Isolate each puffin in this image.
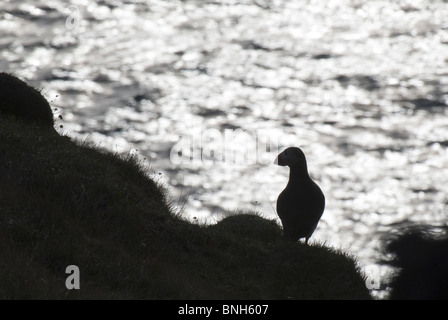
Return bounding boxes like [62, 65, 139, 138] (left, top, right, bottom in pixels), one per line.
[274, 147, 325, 244]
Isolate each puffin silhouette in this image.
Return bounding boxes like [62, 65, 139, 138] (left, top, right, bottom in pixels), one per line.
[275, 147, 325, 244]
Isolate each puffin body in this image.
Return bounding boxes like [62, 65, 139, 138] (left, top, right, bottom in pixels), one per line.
[275, 147, 325, 244]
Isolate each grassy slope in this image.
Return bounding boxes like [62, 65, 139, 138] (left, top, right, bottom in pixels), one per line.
[0, 116, 370, 300]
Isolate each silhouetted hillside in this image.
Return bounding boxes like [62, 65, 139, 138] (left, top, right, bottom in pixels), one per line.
[0, 73, 370, 299]
[386, 226, 448, 300]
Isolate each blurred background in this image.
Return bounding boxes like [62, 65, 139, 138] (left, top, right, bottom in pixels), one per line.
[1, 0, 448, 298]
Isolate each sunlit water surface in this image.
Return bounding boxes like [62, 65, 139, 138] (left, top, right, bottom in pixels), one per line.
[2, 0, 448, 298]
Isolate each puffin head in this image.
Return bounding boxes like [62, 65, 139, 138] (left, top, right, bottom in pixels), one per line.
[274, 147, 307, 168]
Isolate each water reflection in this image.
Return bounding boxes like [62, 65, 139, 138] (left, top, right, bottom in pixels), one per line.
[1, 0, 448, 298]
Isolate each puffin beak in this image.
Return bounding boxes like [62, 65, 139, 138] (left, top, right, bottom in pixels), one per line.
[274, 152, 285, 166]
